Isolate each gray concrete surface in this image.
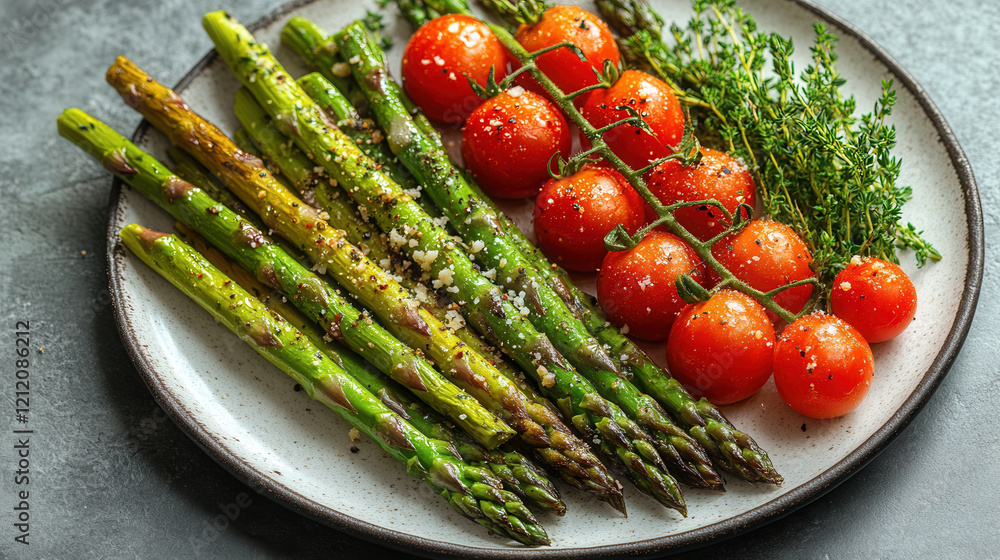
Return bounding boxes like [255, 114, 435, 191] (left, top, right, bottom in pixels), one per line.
[0, 0, 994, 558]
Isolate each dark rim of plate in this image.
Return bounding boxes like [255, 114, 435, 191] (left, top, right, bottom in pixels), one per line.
[105, 0, 985, 557]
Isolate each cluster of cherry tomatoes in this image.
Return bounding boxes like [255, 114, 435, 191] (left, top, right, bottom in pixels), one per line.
[400, 6, 918, 420]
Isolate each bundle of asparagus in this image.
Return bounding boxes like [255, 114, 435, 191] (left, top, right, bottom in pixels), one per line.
[202, 11, 695, 514]
[54, 3, 788, 545]
[285, 12, 781, 484]
[104, 54, 624, 515]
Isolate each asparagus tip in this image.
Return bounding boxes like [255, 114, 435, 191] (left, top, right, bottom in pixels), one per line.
[607, 492, 628, 517]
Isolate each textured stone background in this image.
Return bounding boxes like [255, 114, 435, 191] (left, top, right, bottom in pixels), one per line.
[0, 0, 994, 558]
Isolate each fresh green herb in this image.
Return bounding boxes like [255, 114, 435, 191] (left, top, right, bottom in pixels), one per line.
[598, 0, 940, 296]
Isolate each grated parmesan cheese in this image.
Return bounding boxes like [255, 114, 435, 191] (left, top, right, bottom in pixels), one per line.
[413, 283, 431, 303]
[389, 229, 406, 247]
[537, 365, 555, 387]
[444, 309, 466, 330]
[412, 250, 439, 271]
[437, 267, 455, 286]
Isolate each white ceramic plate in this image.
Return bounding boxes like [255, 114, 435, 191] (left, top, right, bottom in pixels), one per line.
[106, 0, 983, 557]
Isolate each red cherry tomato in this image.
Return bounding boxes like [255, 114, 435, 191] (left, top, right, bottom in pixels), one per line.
[713, 219, 815, 319]
[401, 15, 509, 124]
[513, 5, 620, 99]
[646, 148, 756, 241]
[831, 256, 917, 343]
[773, 312, 874, 419]
[462, 89, 571, 199]
[596, 229, 707, 341]
[534, 164, 644, 271]
[666, 290, 776, 405]
[578, 70, 685, 172]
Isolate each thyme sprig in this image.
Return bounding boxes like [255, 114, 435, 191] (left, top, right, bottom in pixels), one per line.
[599, 0, 941, 295]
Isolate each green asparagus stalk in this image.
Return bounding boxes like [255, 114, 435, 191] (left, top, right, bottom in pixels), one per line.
[232, 127, 327, 199]
[233, 111, 396, 270]
[167, 146, 266, 229]
[115, 224, 547, 545]
[170, 141, 316, 269]
[333, 21, 722, 491]
[333, 345, 567, 516]
[232, 87, 416, 256]
[291, 76, 440, 216]
[193, 126, 512, 409]
[282, 16, 443, 149]
[206, 11, 686, 515]
[105, 55, 625, 512]
[232, 123, 346, 222]
[169, 142, 319, 272]
[278, 16, 369, 113]
[372, 0, 784, 485]
[61, 106, 512, 450]
[179, 224, 565, 515]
